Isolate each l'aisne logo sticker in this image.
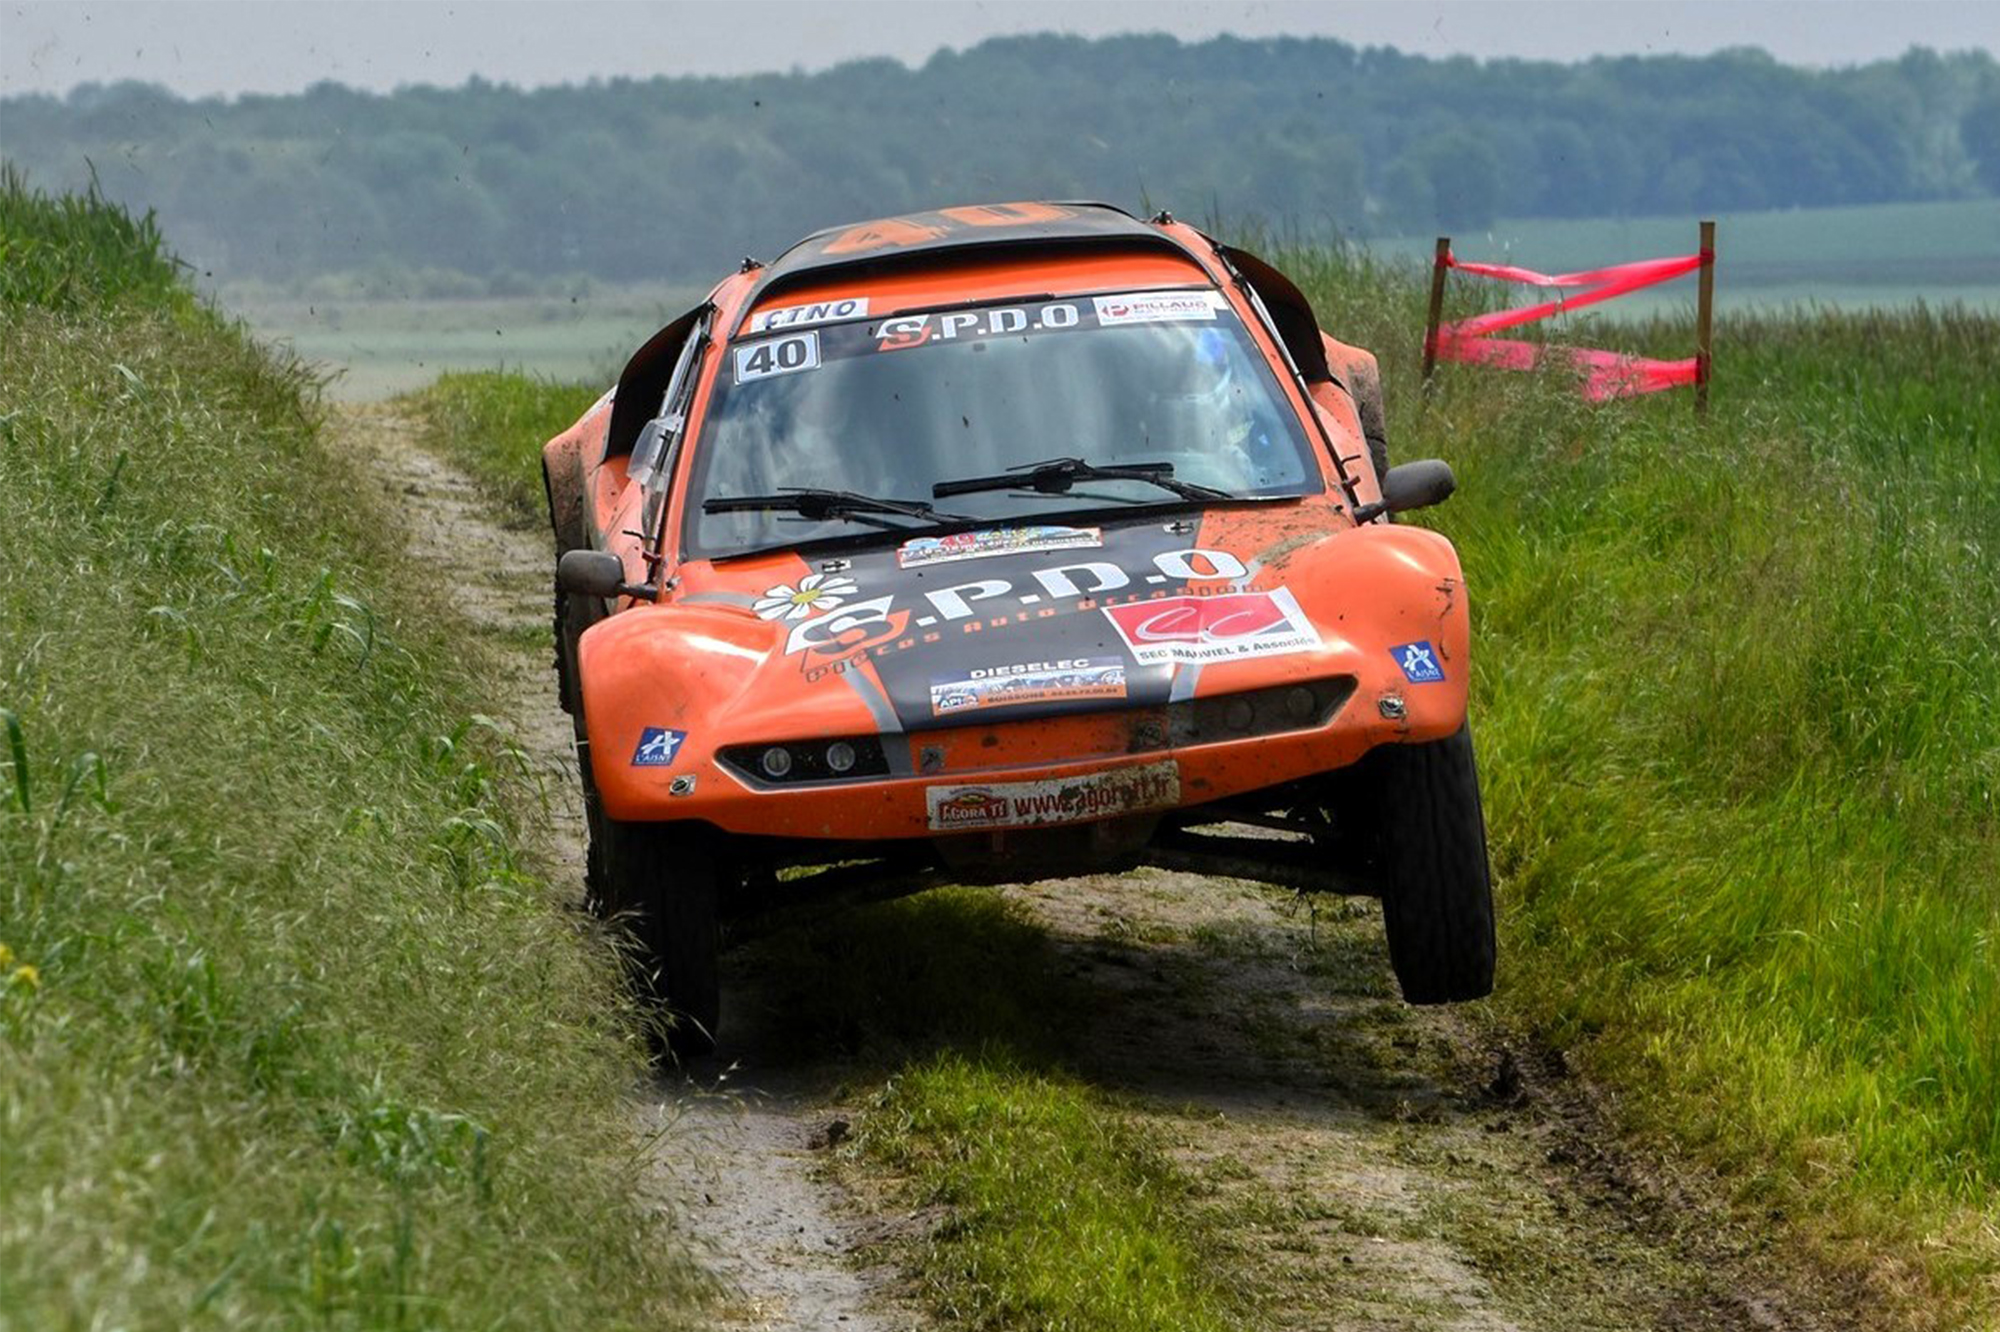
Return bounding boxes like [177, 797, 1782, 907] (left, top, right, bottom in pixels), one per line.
[631, 727, 687, 767]
[1390, 641, 1446, 684]
[1102, 589, 1319, 665]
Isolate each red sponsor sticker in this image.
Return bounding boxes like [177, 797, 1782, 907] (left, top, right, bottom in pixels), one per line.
[1101, 589, 1318, 665]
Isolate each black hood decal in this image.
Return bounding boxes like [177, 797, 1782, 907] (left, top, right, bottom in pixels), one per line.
[765, 514, 1247, 731]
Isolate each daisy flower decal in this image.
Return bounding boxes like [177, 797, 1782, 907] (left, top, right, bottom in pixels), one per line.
[754, 573, 857, 621]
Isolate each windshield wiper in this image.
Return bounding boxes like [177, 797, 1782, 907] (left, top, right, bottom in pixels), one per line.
[703, 488, 973, 528]
[933, 456, 1234, 503]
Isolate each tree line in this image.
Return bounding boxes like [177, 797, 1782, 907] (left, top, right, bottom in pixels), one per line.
[4, 33, 1996, 289]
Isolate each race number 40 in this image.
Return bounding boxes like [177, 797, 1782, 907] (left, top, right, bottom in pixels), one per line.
[734, 331, 820, 383]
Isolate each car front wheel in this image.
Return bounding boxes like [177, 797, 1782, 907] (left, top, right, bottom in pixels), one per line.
[598, 819, 722, 1056]
[1367, 725, 1496, 1004]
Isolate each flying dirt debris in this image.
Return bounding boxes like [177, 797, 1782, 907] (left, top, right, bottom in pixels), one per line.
[542, 202, 1495, 1052]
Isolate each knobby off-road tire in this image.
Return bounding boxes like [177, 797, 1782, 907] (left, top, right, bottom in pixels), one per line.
[599, 819, 722, 1057]
[546, 458, 612, 905]
[1369, 725, 1497, 1004]
[1348, 359, 1391, 490]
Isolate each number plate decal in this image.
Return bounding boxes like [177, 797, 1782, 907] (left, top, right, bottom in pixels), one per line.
[734, 331, 821, 383]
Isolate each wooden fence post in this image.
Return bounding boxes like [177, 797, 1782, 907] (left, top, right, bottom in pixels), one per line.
[1695, 219, 1716, 417]
[1422, 236, 1451, 389]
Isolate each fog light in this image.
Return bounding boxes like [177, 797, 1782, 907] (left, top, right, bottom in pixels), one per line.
[761, 746, 793, 778]
[825, 741, 856, 773]
[1224, 697, 1255, 732]
[1287, 687, 1316, 721]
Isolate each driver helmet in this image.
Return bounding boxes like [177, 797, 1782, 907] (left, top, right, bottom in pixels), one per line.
[1156, 328, 1251, 449]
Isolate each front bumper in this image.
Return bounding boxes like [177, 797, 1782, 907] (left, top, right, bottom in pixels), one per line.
[589, 656, 1464, 839]
[583, 520, 1472, 839]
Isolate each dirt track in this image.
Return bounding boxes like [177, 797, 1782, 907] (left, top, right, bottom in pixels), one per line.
[342, 402, 1859, 1332]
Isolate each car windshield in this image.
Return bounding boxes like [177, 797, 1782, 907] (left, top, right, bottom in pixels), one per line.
[683, 288, 1321, 557]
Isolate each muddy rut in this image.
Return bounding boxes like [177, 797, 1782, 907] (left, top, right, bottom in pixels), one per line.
[342, 403, 1856, 1332]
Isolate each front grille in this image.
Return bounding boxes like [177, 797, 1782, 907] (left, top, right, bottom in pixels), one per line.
[719, 677, 1355, 788]
[1167, 677, 1355, 747]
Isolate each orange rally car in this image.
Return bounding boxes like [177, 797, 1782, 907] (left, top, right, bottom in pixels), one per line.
[545, 202, 1493, 1052]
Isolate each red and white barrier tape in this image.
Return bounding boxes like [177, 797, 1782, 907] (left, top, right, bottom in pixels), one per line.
[1430, 249, 1711, 399]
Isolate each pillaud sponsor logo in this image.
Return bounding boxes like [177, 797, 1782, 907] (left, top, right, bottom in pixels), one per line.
[925, 761, 1180, 831]
[929, 658, 1127, 716]
[897, 525, 1102, 569]
[1103, 588, 1319, 665]
[749, 297, 869, 332]
[1091, 290, 1224, 326]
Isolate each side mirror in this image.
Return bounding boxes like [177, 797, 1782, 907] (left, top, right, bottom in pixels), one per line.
[1355, 460, 1455, 522]
[558, 548, 653, 601]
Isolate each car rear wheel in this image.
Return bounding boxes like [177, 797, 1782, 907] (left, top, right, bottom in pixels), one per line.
[599, 819, 722, 1056]
[1363, 725, 1496, 1004]
[1349, 360, 1391, 487]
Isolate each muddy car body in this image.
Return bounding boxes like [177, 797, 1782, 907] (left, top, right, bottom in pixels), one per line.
[546, 202, 1494, 1050]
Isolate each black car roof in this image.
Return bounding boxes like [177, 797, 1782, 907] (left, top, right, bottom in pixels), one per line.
[730, 201, 1209, 336]
[606, 202, 1333, 459]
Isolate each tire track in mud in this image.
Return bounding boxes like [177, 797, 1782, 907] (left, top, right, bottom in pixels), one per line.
[982, 875, 1853, 1332]
[345, 402, 1858, 1332]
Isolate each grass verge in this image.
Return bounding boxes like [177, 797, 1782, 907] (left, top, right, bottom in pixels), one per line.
[1286, 242, 2000, 1320]
[744, 888, 1248, 1331]
[0, 176, 703, 1328]
[401, 370, 604, 524]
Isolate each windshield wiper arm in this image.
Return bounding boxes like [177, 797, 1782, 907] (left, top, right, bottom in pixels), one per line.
[933, 455, 1234, 502]
[703, 488, 973, 527]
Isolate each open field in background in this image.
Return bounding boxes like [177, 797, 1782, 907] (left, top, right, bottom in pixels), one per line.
[0, 179, 701, 1328]
[1371, 197, 2000, 319]
[225, 284, 704, 401]
[404, 241, 2000, 1327]
[233, 199, 2000, 398]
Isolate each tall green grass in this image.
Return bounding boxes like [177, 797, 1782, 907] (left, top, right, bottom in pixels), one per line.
[0, 177, 702, 1327]
[0, 164, 190, 314]
[1287, 243, 2000, 1307]
[403, 371, 604, 523]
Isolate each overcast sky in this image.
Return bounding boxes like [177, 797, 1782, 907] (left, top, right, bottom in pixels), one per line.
[3, 1, 1994, 99]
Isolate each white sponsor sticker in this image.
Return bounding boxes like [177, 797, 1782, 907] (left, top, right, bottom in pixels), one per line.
[1102, 587, 1320, 665]
[926, 760, 1181, 832]
[749, 297, 870, 332]
[897, 524, 1102, 568]
[1091, 290, 1225, 326]
[929, 658, 1127, 716]
[734, 331, 820, 383]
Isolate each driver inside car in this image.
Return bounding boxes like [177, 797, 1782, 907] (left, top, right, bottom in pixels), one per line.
[1137, 326, 1295, 493]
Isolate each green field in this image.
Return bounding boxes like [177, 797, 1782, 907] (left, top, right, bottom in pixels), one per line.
[241, 199, 2000, 399]
[1372, 197, 2000, 319]
[0, 177, 702, 1328]
[228, 284, 703, 401]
